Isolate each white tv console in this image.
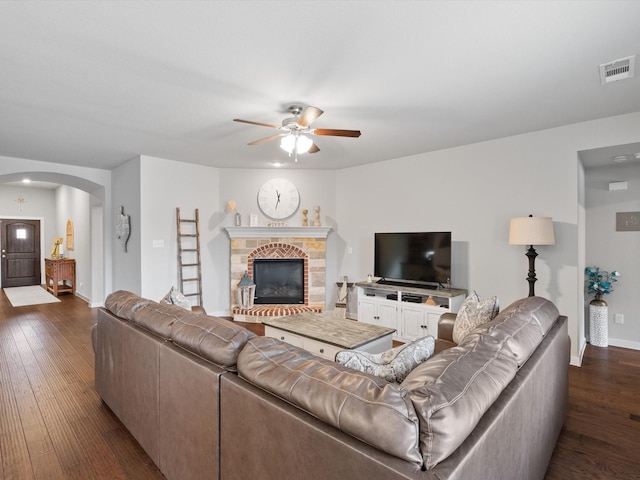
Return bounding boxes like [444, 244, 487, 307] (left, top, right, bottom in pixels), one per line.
[355, 281, 467, 342]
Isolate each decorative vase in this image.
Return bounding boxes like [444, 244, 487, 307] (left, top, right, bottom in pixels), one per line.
[589, 294, 608, 347]
[234, 212, 241, 226]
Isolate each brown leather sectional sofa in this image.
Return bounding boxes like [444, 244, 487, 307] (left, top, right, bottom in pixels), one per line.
[94, 291, 569, 480]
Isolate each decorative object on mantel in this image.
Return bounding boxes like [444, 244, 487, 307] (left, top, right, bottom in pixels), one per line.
[302, 209, 308, 226]
[236, 271, 256, 309]
[267, 222, 288, 227]
[115, 206, 131, 252]
[226, 200, 241, 226]
[313, 205, 321, 227]
[66, 219, 74, 250]
[249, 214, 258, 226]
[585, 267, 620, 348]
[508, 215, 555, 297]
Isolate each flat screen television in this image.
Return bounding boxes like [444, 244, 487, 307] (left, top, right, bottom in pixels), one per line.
[374, 232, 451, 287]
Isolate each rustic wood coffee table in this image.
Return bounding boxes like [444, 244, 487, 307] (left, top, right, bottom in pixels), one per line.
[263, 312, 395, 361]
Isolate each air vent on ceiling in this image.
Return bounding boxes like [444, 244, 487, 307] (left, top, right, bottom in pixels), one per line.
[599, 55, 636, 84]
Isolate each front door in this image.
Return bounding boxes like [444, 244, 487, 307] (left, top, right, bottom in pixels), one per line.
[0, 219, 41, 287]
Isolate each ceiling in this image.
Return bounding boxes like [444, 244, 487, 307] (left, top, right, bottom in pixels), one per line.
[1, 1, 639, 172]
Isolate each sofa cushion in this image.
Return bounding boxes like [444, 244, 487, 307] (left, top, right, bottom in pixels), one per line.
[335, 335, 435, 383]
[452, 291, 499, 344]
[237, 336, 423, 466]
[401, 334, 518, 469]
[473, 296, 559, 366]
[105, 290, 155, 321]
[132, 302, 194, 339]
[170, 313, 256, 368]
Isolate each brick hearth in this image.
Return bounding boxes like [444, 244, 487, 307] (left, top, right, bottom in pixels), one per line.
[225, 227, 332, 323]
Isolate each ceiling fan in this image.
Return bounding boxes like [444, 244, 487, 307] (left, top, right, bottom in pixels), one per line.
[233, 105, 361, 161]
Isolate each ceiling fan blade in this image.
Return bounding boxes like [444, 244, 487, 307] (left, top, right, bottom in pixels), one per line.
[296, 106, 324, 128]
[248, 134, 285, 145]
[308, 143, 320, 154]
[312, 128, 361, 138]
[234, 118, 281, 129]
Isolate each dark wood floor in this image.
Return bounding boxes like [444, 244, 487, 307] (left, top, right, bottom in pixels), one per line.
[1, 292, 639, 479]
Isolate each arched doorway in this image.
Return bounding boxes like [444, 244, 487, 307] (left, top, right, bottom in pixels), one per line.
[0, 170, 108, 306]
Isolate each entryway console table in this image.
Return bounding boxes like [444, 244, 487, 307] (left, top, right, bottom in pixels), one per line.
[45, 258, 76, 296]
[356, 281, 466, 342]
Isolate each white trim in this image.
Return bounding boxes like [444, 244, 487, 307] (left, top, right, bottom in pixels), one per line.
[608, 338, 640, 351]
[225, 226, 332, 239]
[570, 341, 586, 367]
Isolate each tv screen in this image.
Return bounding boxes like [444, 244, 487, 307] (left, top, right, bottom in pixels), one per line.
[374, 232, 451, 286]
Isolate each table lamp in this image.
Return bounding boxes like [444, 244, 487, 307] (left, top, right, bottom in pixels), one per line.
[508, 215, 555, 297]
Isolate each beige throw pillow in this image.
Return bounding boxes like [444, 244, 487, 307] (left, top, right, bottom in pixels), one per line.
[451, 291, 499, 344]
[336, 335, 435, 383]
[161, 286, 192, 311]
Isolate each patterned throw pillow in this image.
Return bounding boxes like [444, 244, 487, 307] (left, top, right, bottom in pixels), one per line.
[335, 335, 435, 383]
[160, 286, 192, 311]
[451, 290, 499, 344]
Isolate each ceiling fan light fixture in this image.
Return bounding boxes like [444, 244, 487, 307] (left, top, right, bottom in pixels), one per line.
[280, 134, 296, 154]
[280, 133, 312, 155]
[296, 135, 313, 154]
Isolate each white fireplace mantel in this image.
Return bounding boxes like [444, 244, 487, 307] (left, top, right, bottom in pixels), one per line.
[224, 226, 332, 239]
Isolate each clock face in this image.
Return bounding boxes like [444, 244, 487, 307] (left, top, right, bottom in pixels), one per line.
[257, 178, 300, 220]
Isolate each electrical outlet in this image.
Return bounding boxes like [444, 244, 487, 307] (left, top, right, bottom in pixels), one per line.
[347, 246, 353, 255]
[614, 313, 624, 324]
[152, 240, 164, 248]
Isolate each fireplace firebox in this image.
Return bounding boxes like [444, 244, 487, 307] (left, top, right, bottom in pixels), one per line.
[253, 258, 305, 304]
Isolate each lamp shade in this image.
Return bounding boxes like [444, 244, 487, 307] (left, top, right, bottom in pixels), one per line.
[508, 216, 555, 246]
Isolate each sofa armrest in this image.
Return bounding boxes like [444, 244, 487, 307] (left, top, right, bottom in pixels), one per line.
[438, 313, 457, 343]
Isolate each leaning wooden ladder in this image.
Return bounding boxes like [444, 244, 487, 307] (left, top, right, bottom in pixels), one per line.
[176, 207, 203, 307]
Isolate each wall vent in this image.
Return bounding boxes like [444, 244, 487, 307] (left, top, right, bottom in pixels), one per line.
[599, 55, 636, 84]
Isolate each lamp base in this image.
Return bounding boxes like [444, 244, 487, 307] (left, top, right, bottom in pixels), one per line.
[525, 245, 538, 297]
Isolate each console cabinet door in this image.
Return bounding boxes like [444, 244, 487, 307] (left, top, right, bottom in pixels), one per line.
[400, 305, 428, 341]
[377, 301, 398, 331]
[426, 311, 442, 339]
[358, 297, 398, 339]
[357, 297, 378, 325]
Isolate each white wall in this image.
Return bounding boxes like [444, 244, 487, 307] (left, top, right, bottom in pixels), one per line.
[585, 162, 640, 349]
[336, 112, 640, 365]
[139, 156, 221, 312]
[111, 157, 142, 294]
[55, 185, 91, 300]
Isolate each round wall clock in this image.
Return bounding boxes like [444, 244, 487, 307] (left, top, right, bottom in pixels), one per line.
[257, 178, 300, 220]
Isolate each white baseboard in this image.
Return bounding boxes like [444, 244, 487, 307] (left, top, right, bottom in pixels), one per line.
[608, 338, 640, 351]
[570, 341, 586, 367]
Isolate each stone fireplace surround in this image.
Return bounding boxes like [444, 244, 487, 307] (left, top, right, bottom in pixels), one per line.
[225, 227, 332, 322]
